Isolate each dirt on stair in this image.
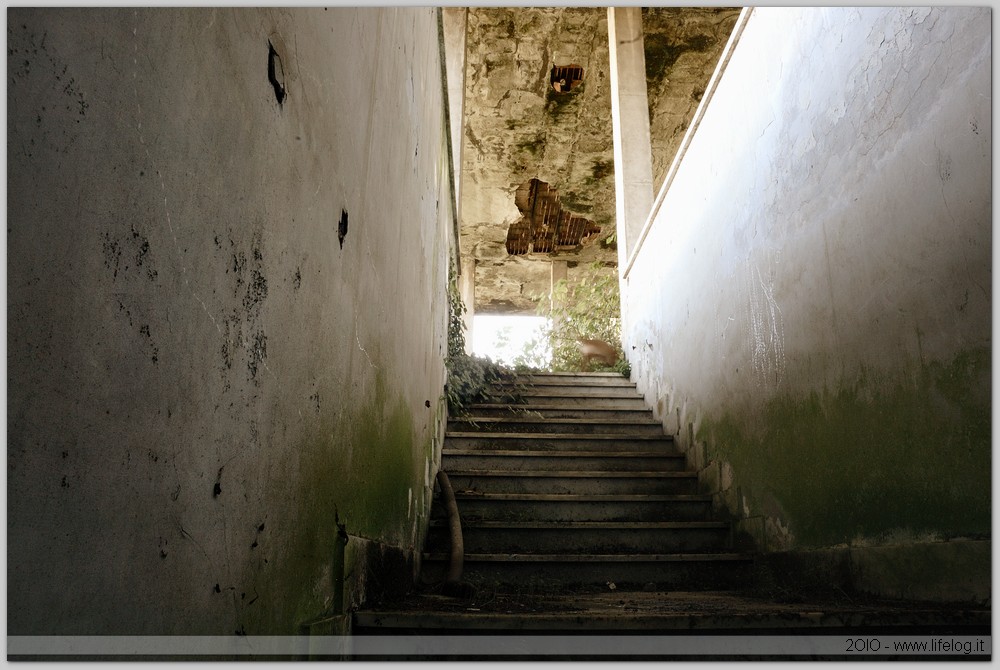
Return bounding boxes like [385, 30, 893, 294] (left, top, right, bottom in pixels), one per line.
[360, 587, 981, 620]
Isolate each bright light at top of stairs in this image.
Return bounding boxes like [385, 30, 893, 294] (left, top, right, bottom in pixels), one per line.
[472, 314, 550, 365]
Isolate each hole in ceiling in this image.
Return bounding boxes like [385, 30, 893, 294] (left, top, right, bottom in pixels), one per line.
[550, 64, 584, 93]
[505, 179, 601, 255]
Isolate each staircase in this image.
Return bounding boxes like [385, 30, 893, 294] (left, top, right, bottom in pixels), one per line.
[420, 371, 752, 591]
[348, 372, 990, 658]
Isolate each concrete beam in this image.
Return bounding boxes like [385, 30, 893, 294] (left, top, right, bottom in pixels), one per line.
[607, 7, 654, 264]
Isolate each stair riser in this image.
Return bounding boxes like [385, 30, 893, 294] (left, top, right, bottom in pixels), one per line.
[425, 527, 730, 554]
[486, 396, 650, 410]
[443, 453, 688, 472]
[515, 375, 636, 387]
[448, 420, 664, 436]
[446, 474, 698, 496]
[493, 386, 643, 398]
[466, 407, 655, 421]
[420, 560, 753, 592]
[450, 498, 713, 522]
[445, 436, 675, 451]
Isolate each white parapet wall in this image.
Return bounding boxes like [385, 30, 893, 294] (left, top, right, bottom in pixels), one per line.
[621, 8, 991, 555]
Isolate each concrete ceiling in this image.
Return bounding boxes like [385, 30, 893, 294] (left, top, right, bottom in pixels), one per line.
[460, 7, 741, 315]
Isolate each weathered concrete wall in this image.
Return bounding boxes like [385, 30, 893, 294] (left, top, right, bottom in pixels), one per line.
[642, 6, 741, 195]
[622, 7, 990, 561]
[8, 7, 453, 634]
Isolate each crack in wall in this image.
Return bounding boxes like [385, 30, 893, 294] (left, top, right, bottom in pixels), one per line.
[129, 12, 222, 337]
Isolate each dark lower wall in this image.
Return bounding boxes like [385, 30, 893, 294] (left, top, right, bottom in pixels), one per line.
[622, 7, 990, 563]
[8, 8, 453, 634]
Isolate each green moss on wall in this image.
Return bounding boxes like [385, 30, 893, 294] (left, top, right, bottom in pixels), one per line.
[265, 366, 431, 631]
[644, 33, 712, 93]
[515, 133, 546, 156]
[699, 347, 991, 548]
[544, 86, 579, 117]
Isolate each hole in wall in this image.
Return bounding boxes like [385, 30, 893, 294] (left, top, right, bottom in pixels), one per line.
[550, 64, 584, 93]
[338, 209, 349, 249]
[267, 39, 286, 106]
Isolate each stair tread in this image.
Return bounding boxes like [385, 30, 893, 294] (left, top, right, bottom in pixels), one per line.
[517, 372, 627, 377]
[493, 390, 641, 394]
[470, 403, 652, 411]
[446, 470, 695, 478]
[451, 416, 662, 426]
[423, 552, 751, 562]
[492, 394, 645, 400]
[429, 520, 728, 529]
[446, 432, 672, 440]
[452, 493, 711, 501]
[354, 591, 992, 634]
[508, 374, 635, 386]
[444, 449, 683, 457]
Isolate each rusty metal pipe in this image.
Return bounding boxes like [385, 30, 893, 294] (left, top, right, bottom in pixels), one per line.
[435, 470, 464, 584]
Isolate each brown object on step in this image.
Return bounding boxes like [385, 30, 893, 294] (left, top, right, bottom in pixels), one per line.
[577, 338, 617, 367]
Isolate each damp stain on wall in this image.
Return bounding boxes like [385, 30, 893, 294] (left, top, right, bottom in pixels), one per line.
[698, 347, 991, 548]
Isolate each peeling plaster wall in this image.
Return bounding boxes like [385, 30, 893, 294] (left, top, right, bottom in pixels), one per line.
[622, 9, 990, 553]
[460, 7, 619, 314]
[8, 8, 452, 634]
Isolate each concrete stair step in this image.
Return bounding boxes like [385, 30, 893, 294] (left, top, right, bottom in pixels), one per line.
[445, 470, 698, 495]
[425, 519, 730, 554]
[467, 404, 655, 421]
[353, 591, 993, 637]
[513, 373, 636, 388]
[448, 416, 664, 436]
[445, 432, 675, 451]
[442, 449, 688, 472]
[449, 492, 714, 522]
[420, 552, 753, 591]
[485, 394, 650, 409]
[491, 384, 643, 398]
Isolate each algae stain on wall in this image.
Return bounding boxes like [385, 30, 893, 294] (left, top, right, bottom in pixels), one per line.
[264, 366, 433, 632]
[700, 347, 990, 549]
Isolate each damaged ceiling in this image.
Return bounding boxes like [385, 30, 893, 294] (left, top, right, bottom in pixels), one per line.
[460, 7, 742, 314]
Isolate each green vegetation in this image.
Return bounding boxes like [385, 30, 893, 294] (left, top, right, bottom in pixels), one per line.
[510, 261, 629, 375]
[445, 265, 514, 414]
[515, 133, 546, 156]
[544, 84, 580, 117]
[644, 31, 714, 98]
[590, 158, 614, 181]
